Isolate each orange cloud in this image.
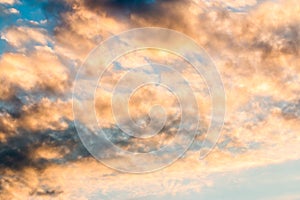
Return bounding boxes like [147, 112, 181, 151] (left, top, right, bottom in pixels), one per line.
[0, 0, 300, 199]
[0, 47, 71, 100]
[1, 26, 50, 48]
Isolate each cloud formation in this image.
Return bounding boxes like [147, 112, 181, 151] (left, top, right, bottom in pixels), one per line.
[1, 26, 50, 48]
[0, 47, 71, 99]
[0, 0, 299, 199]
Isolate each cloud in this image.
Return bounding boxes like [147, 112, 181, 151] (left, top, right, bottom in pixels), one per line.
[1, 26, 50, 48]
[0, 0, 300, 199]
[18, 98, 73, 132]
[0, 0, 18, 5]
[0, 7, 19, 14]
[53, 0, 206, 62]
[0, 46, 71, 100]
[83, 0, 185, 17]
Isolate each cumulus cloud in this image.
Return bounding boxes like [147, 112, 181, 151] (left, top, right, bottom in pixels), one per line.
[0, 47, 71, 100]
[0, 0, 18, 5]
[0, 7, 19, 14]
[1, 26, 50, 48]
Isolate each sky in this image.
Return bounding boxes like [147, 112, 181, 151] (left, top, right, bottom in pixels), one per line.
[0, 0, 300, 199]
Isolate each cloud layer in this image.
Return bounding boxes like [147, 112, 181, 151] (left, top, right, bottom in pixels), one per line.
[0, 0, 299, 199]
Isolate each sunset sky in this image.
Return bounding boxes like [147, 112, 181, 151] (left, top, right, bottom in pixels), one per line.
[0, 0, 300, 199]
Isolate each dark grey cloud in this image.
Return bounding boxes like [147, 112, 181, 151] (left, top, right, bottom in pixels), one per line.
[281, 100, 300, 119]
[251, 23, 300, 58]
[0, 121, 90, 171]
[84, 0, 181, 16]
[81, 0, 191, 31]
[0, 95, 23, 119]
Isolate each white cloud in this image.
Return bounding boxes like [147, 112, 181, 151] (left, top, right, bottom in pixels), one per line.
[0, 0, 18, 5]
[1, 26, 50, 48]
